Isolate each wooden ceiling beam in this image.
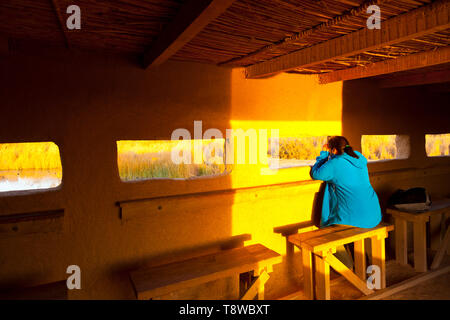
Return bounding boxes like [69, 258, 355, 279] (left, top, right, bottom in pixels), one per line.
[142, 0, 236, 69]
[245, 0, 450, 79]
[318, 46, 450, 84]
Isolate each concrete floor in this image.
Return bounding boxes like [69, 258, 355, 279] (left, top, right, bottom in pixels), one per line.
[276, 251, 450, 300]
[383, 272, 450, 300]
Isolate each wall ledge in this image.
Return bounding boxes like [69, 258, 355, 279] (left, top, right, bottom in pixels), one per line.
[0, 209, 64, 238]
[118, 180, 322, 222]
[369, 165, 450, 181]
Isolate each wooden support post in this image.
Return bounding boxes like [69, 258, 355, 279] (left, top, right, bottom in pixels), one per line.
[429, 215, 442, 251]
[413, 221, 428, 272]
[354, 239, 366, 281]
[371, 235, 386, 289]
[286, 238, 294, 263]
[315, 251, 330, 300]
[301, 248, 314, 300]
[395, 218, 408, 265]
[431, 226, 450, 270]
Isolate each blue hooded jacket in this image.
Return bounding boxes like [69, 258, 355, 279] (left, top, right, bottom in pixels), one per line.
[311, 150, 381, 228]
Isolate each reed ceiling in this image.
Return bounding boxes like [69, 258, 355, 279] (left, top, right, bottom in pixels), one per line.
[1, 0, 449, 78]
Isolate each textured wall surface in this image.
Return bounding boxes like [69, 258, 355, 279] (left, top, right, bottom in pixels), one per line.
[0, 50, 449, 299]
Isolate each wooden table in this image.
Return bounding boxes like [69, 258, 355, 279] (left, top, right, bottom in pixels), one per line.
[386, 198, 450, 272]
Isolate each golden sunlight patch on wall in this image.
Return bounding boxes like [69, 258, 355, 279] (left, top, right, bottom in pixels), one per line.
[0, 142, 62, 192]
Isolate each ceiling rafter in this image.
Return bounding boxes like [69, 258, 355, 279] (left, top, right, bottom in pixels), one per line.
[318, 46, 450, 84]
[142, 0, 236, 69]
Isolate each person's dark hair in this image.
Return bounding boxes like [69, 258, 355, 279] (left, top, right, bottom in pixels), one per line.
[327, 136, 359, 159]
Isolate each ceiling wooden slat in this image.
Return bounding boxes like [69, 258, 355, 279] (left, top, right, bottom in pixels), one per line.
[245, 0, 449, 79]
[142, 0, 236, 68]
[318, 46, 450, 83]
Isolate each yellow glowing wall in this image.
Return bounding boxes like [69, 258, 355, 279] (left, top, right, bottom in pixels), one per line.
[226, 70, 343, 254]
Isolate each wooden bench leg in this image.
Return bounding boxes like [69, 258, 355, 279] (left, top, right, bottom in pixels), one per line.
[323, 253, 374, 296]
[286, 239, 294, 273]
[413, 221, 428, 272]
[395, 218, 408, 265]
[301, 248, 314, 300]
[431, 226, 450, 270]
[429, 214, 443, 251]
[371, 236, 386, 289]
[315, 251, 330, 300]
[354, 239, 366, 281]
[241, 271, 269, 300]
[257, 278, 265, 300]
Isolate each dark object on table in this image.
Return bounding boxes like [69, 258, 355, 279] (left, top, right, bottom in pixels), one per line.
[387, 187, 432, 213]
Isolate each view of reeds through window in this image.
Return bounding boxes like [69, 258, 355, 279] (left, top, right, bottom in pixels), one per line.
[0, 142, 62, 192]
[268, 136, 328, 168]
[361, 135, 410, 161]
[0, 134, 449, 192]
[116, 140, 227, 181]
[426, 134, 450, 157]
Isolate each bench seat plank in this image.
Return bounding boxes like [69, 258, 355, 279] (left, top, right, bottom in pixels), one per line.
[291, 225, 353, 243]
[289, 223, 393, 252]
[130, 244, 281, 299]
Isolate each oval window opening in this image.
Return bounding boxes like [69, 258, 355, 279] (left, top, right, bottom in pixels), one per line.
[117, 139, 228, 181]
[361, 135, 410, 162]
[0, 142, 62, 193]
[426, 133, 450, 157]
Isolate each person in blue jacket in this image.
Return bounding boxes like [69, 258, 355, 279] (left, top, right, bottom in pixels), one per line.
[311, 136, 382, 268]
[311, 136, 382, 228]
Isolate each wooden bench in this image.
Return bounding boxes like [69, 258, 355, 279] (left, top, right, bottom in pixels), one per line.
[286, 223, 394, 300]
[0, 280, 68, 300]
[386, 198, 450, 272]
[129, 244, 282, 300]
